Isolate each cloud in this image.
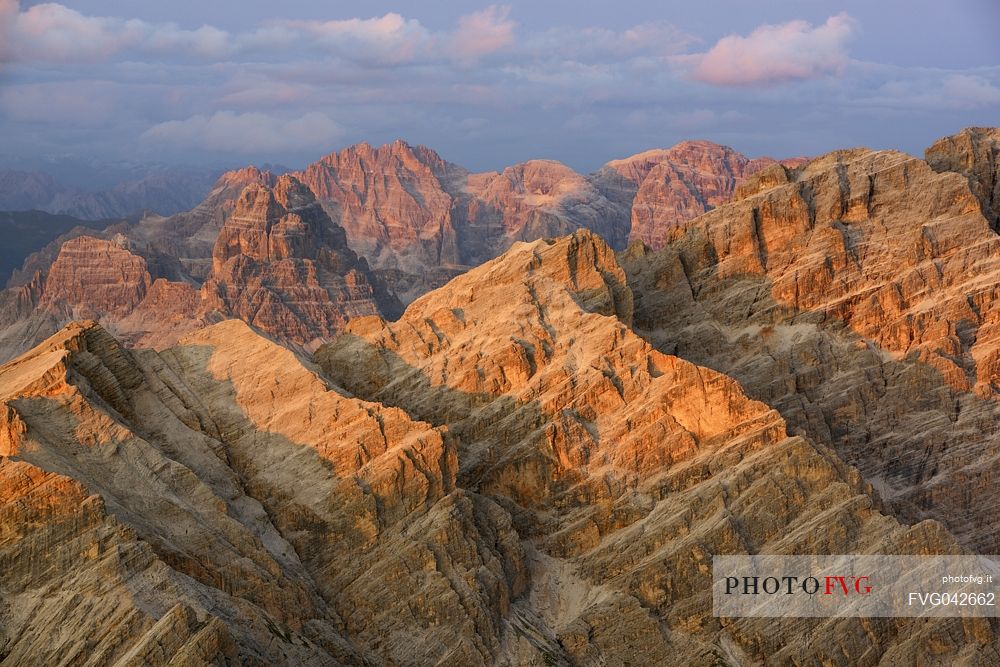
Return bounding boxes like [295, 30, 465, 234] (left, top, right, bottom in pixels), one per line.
[0, 1, 994, 171]
[0, 0, 16, 64]
[4, 1, 234, 62]
[0, 80, 120, 124]
[941, 74, 1000, 107]
[0, 1, 517, 68]
[523, 21, 695, 62]
[692, 14, 856, 87]
[869, 73, 1000, 110]
[2, 2, 438, 66]
[141, 111, 343, 153]
[216, 80, 311, 108]
[450, 5, 516, 61]
[273, 14, 433, 65]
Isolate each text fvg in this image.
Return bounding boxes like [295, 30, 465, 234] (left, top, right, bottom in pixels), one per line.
[724, 576, 873, 596]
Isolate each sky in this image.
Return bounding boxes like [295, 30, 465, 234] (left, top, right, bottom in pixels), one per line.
[1, 0, 998, 175]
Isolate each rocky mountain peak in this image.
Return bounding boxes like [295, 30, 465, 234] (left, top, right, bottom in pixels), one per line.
[205, 176, 396, 348]
[925, 126, 1000, 230]
[40, 236, 153, 319]
[405, 228, 633, 326]
[497, 159, 584, 195]
[215, 165, 277, 191]
[589, 139, 808, 249]
[313, 139, 453, 177]
[272, 173, 317, 211]
[216, 175, 331, 266]
[733, 162, 792, 200]
[7, 125, 1000, 662]
[601, 140, 742, 184]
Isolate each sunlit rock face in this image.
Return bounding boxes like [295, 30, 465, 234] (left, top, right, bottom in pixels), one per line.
[202, 174, 398, 350]
[623, 131, 1000, 554]
[293, 141, 629, 303]
[926, 126, 1000, 231]
[295, 140, 465, 275]
[0, 319, 522, 665]
[592, 139, 808, 249]
[292, 138, 789, 302]
[6, 129, 1000, 663]
[314, 229, 995, 666]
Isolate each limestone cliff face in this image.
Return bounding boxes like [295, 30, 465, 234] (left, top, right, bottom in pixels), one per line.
[926, 126, 1000, 230]
[0, 176, 400, 361]
[317, 230, 782, 522]
[295, 140, 464, 272]
[128, 165, 278, 281]
[460, 160, 630, 267]
[623, 135, 1000, 553]
[6, 130, 1000, 665]
[202, 175, 398, 349]
[291, 139, 783, 303]
[39, 235, 152, 318]
[0, 319, 524, 665]
[593, 140, 808, 249]
[315, 230, 992, 666]
[0, 138, 796, 361]
[292, 142, 633, 303]
[4, 234, 203, 353]
[0, 457, 240, 666]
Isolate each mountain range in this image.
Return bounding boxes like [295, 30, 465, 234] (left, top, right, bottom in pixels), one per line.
[0, 165, 223, 220]
[0, 138, 803, 360]
[2, 127, 1000, 665]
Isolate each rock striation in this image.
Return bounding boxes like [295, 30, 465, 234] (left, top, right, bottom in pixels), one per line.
[0, 176, 397, 361]
[315, 229, 996, 665]
[128, 165, 279, 282]
[462, 159, 630, 264]
[296, 140, 465, 278]
[0, 318, 522, 665]
[39, 234, 153, 318]
[2, 220, 1000, 663]
[623, 131, 1000, 553]
[290, 139, 790, 302]
[593, 140, 808, 249]
[926, 126, 1000, 230]
[0, 210, 116, 287]
[4, 127, 1000, 665]
[202, 174, 399, 349]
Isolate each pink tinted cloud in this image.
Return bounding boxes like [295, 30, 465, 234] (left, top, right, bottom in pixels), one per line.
[0, 0, 16, 63]
[450, 5, 515, 61]
[693, 13, 856, 87]
[279, 13, 432, 64]
[3, 0, 233, 62]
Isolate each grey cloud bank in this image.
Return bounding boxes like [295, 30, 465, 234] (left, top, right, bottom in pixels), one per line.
[0, 0, 998, 173]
